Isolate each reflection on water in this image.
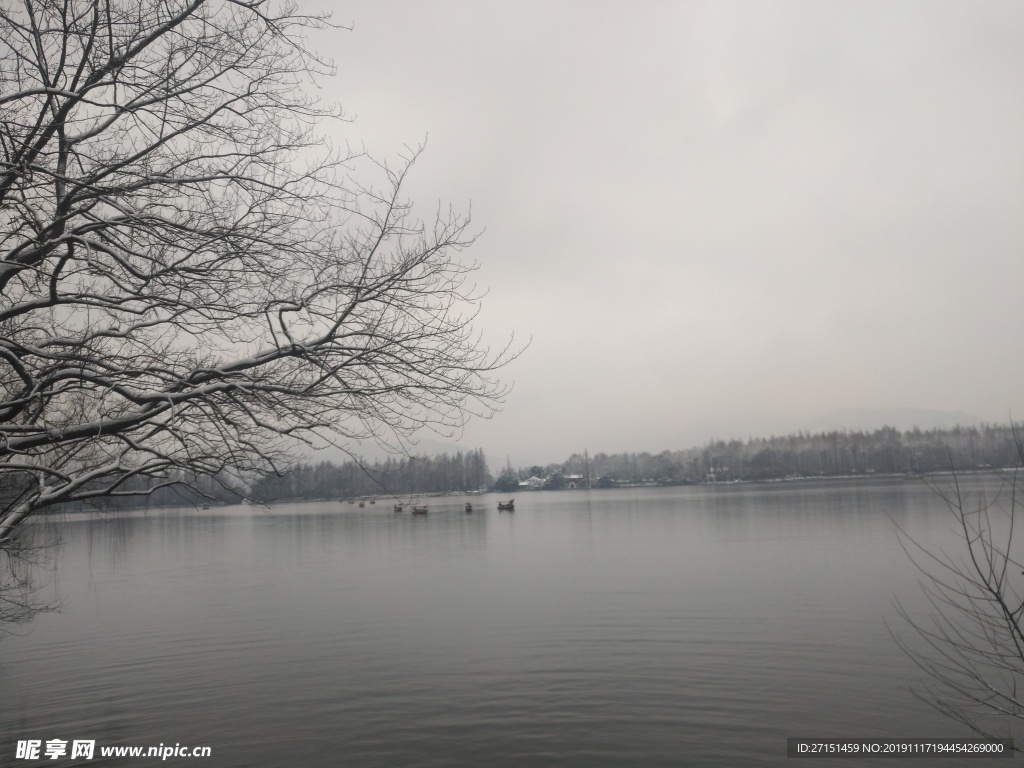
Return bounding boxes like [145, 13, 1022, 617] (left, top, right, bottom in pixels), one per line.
[0, 518, 63, 642]
[0, 478, 1016, 766]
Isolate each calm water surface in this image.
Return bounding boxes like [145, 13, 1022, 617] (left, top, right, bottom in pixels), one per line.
[1, 477, 1017, 766]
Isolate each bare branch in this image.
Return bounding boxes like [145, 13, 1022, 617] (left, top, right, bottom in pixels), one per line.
[892, 433, 1024, 746]
[0, 1, 520, 541]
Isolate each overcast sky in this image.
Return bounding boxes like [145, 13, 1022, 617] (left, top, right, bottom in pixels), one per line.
[308, 1, 1024, 465]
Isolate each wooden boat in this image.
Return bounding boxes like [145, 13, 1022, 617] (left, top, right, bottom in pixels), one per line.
[412, 506, 428, 515]
[465, 502, 473, 513]
[394, 503, 404, 512]
[369, 499, 375, 504]
[497, 499, 515, 511]
[358, 501, 365, 508]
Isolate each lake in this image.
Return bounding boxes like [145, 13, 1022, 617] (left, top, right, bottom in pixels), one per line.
[1, 476, 1019, 766]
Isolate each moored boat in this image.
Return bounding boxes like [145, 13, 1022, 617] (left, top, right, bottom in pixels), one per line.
[497, 499, 515, 511]
[465, 502, 473, 513]
[412, 505, 428, 515]
[394, 503, 404, 512]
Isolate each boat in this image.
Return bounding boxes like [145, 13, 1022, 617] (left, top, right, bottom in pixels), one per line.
[369, 499, 375, 505]
[465, 502, 473, 513]
[394, 503, 404, 512]
[202, 504, 210, 510]
[412, 506, 428, 515]
[497, 499, 515, 511]
[358, 501, 365, 508]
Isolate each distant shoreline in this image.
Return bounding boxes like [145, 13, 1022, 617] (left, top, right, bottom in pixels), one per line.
[36, 466, 1014, 519]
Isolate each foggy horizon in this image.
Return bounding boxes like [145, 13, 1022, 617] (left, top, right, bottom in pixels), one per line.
[336, 405, 1000, 470]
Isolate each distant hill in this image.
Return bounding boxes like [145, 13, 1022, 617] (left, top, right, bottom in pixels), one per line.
[799, 408, 984, 434]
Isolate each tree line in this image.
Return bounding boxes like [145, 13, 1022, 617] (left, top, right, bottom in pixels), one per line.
[9, 424, 1019, 511]
[500, 423, 1023, 488]
[251, 449, 491, 501]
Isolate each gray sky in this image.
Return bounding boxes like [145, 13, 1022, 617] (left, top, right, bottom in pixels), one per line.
[310, 0, 1024, 465]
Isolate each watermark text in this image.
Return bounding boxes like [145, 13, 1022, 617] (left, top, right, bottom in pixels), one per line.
[16, 740, 211, 760]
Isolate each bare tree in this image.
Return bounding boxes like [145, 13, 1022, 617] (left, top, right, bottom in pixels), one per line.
[892, 440, 1024, 746]
[0, 0, 514, 542]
